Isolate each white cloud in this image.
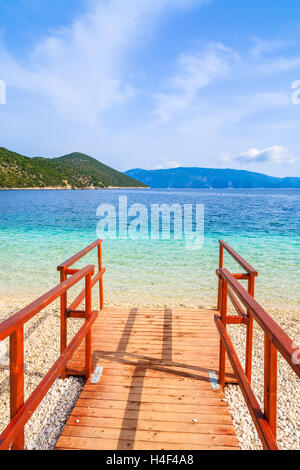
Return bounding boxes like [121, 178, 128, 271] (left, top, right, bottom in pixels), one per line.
[245, 37, 300, 75]
[260, 120, 300, 132]
[0, 0, 206, 123]
[152, 159, 182, 169]
[250, 37, 288, 59]
[176, 91, 290, 138]
[257, 57, 300, 75]
[224, 146, 297, 165]
[152, 36, 297, 125]
[219, 152, 231, 163]
[154, 43, 236, 122]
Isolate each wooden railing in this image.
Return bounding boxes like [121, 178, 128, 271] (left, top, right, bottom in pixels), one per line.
[215, 240, 300, 450]
[0, 240, 105, 450]
[57, 239, 105, 379]
[217, 240, 258, 384]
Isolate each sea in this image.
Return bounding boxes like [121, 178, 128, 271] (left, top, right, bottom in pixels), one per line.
[0, 188, 299, 311]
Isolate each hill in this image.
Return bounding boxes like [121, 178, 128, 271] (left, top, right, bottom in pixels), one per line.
[0, 148, 146, 189]
[52, 152, 145, 188]
[125, 167, 300, 189]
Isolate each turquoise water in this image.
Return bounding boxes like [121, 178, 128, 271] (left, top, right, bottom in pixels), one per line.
[0, 189, 299, 310]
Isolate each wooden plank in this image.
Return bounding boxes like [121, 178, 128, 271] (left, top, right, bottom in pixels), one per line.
[66, 416, 236, 435]
[87, 375, 225, 389]
[56, 436, 239, 450]
[59, 425, 239, 446]
[79, 391, 226, 405]
[74, 398, 228, 412]
[69, 406, 233, 424]
[83, 384, 223, 396]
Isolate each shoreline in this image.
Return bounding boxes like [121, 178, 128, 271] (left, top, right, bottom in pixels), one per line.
[1, 187, 300, 191]
[1, 289, 299, 316]
[0, 186, 149, 191]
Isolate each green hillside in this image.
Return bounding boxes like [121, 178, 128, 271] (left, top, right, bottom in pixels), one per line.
[53, 152, 145, 188]
[0, 147, 146, 189]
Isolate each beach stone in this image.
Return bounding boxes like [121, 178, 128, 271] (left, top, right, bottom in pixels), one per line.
[0, 340, 8, 364]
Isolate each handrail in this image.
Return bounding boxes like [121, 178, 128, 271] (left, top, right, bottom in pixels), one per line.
[67, 269, 105, 314]
[57, 239, 102, 271]
[0, 262, 99, 450]
[227, 286, 247, 321]
[57, 239, 105, 380]
[215, 317, 278, 450]
[0, 311, 97, 451]
[219, 240, 258, 276]
[215, 241, 300, 450]
[0, 265, 94, 341]
[217, 240, 256, 382]
[218, 268, 299, 377]
[57, 239, 105, 313]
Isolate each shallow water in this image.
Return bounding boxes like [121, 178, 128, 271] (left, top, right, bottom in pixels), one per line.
[0, 188, 299, 311]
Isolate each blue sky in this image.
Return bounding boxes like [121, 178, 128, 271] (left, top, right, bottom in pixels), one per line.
[0, 0, 300, 176]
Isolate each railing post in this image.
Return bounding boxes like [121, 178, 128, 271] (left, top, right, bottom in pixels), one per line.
[85, 271, 92, 379]
[97, 242, 104, 310]
[217, 243, 224, 311]
[245, 275, 255, 383]
[60, 268, 67, 380]
[264, 335, 277, 439]
[10, 327, 24, 450]
[219, 277, 227, 390]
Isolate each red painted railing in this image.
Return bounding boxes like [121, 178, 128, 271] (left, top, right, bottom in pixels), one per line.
[0, 240, 105, 450]
[57, 239, 105, 379]
[215, 240, 300, 450]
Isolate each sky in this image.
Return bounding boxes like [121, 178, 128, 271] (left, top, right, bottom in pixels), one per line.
[0, 0, 300, 177]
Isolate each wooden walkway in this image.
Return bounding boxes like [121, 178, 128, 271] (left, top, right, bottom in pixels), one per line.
[56, 308, 240, 450]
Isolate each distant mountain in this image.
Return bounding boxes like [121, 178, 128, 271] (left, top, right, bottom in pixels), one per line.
[0, 148, 147, 189]
[125, 167, 300, 189]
